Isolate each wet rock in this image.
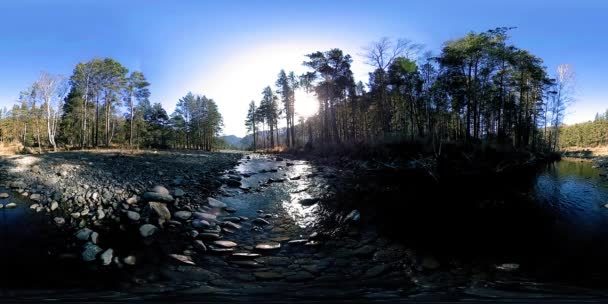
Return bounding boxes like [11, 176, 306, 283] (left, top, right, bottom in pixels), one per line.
[127, 211, 141, 221]
[286, 271, 315, 282]
[29, 193, 41, 201]
[82, 242, 103, 262]
[139, 224, 158, 238]
[50, 201, 59, 211]
[230, 260, 262, 268]
[225, 207, 237, 213]
[231, 252, 261, 259]
[252, 218, 271, 226]
[343, 209, 361, 223]
[222, 221, 241, 230]
[91, 231, 99, 244]
[496, 263, 520, 272]
[209, 246, 234, 253]
[142, 192, 174, 203]
[173, 188, 185, 197]
[207, 198, 227, 208]
[149, 201, 171, 222]
[213, 240, 238, 248]
[354, 245, 376, 257]
[170, 254, 195, 265]
[0, 193, 9, 198]
[152, 185, 170, 195]
[299, 198, 319, 206]
[287, 239, 308, 245]
[174, 210, 192, 220]
[75, 228, 93, 241]
[192, 219, 212, 229]
[126, 195, 139, 205]
[54, 217, 66, 226]
[198, 232, 221, 240]
[193, 240, 207, 252]
[193, 212, 217, 222]
[30, 204, 39, 210]
[5, 202, 16, 208]
[254, 272, 284, 280]
[10, 181, 26, 189]
[363, 264, 390, 278]
[255, 242, 281, 251]
[421, 257, 440, 270]
[0, 204, 3, 209]
[255, 256, 290, 266]
[100, 248, 113, 266]
[223, 216, 241, 223]
[124, 255, 137, 265]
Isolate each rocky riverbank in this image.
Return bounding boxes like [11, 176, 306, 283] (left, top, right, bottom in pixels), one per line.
[0, 149, 581, 301]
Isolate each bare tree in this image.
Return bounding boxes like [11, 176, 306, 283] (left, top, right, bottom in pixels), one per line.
[34, 72, 68, 151]
[362, 38, 423, 133]
[550, 64, 575, 150]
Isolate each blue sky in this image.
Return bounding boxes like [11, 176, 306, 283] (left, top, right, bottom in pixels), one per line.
[0, 0, 606, 137]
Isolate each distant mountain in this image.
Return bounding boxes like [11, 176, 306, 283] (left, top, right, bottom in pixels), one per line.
[218, 135, 248, 149]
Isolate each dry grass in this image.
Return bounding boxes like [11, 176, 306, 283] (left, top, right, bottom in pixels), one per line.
[562, 146, 608, 156]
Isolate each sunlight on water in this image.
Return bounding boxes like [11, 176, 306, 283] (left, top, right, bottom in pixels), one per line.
[281, 199, 319, 229]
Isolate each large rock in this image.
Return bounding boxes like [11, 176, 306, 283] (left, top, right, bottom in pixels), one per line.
[193, 212, 217, 222]
[174, 210, 192, 220]
[127, 211, 141, 221]
[139, 224, 158, 238]
[75, 228, 93, 241]
[142, 192, 174, 203]
[151, 185, 169, 195]
[82, 242, 103, 262]
[213, 240, 238, 248]
[207, 198, 227, 208]
[100, 248, 113, 266]
[149, 201, 171, 223]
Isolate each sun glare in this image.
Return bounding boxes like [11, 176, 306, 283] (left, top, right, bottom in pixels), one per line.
[295, 90, 319, 119]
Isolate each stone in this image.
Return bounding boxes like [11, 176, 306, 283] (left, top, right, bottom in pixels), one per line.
[193, 240, 207, 252]
[299, 198, 318, 206]
[213, 240, 237, 248]
[126, 195, 139, 204]
[230, 260, 262, 268]
[287, 239, 308, 245]
[252, 218, 271, 226]
[142, 192, 174, 203]
[170, 254, 195, 265]
[198, 232, 221, 240]
[255, 242, 281, 250]
[421, 257, 440, 270]
[91, 231, 99, 244]
[255, 256, 290, 266]
[364, 264, 390, 278]
[207, 198, 227, 208]
[0, 193, 9, 198]
[222, 221, 241, 230]
[100, 248, 113, 266]
[193, 212, 217, 222]
[10, 181, 26, 189]
[139, 224, 158, 238]
[5, 202, 16, 208]
[174, 210, 192, 220]
[192, 219, 212, 229]
[82, 242, 103, 262]
[29, 193, 41, 201]
[31, 165, 40, 173]
[254, 272, 283, 280]
[343, 209, 361, 223]
[75, 228, 93, 241]
[231, 252, 261, 259]
[354, 245, 376, 257]
[496, 263, 519, 272]
[173, 188, 185, 197]
[223, 217, 241, 223]
[0, 204, 3, 209]
[53, 217, 66, 226]
[124, 255, 137, 265]
[151, 185, 170, 195]
[127, 211, 141, 221]
[286, 271, 315, 282]
[50, 201, 59, 211]
[149, 201, 171, 222]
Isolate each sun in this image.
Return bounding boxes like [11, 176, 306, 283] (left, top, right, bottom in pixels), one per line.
[295, 90, 319, 119]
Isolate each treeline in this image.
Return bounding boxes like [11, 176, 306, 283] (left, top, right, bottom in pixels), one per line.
[0, 58, 224, 151]
[560, 111, 608, 148]
[245, 28, 574, 152]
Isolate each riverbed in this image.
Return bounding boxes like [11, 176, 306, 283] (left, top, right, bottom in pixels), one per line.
[2, 154, 608, 301]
